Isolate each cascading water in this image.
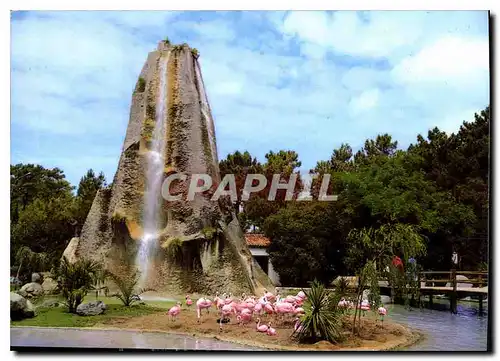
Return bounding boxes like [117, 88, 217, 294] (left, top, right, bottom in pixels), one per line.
[194, 60, 218, 166]
[137, 53, 170, 287]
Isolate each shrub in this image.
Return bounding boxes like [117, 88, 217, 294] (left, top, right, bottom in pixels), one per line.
[135, 77, 146, 93]
[164, 237, 183, 262]
[107, 269, 154, 306]
[164, 37, 171, 45]
[292, 279, 342, 344]
[191, 48, 199, 58]
[51, 257, 102, 313]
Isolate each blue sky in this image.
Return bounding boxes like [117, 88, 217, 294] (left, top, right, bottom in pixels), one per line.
[11, 11, 489, 187]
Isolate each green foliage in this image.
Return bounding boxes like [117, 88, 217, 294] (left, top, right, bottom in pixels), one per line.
[201, 226, 218, 240]
[15, 246, 50, 281]
[164, 37, 171, 45]
[11, 302, 167, 328]
[74, 169, 106, 230]
[141, 118, 156, 141]
[146, 103, 156, 119]
[332, 276, 350, 298]
[164, 237, 183, 262]
[191, 48, 199, 58]
[292, 280, 342, 343]
[135, 77, 146, 93]
[107, 270, 154, 306]
[52, 257, 102, 313]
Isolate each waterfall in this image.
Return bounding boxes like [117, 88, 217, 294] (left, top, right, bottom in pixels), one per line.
[137, 53, 170, 287]
[194, 60, 218, 166]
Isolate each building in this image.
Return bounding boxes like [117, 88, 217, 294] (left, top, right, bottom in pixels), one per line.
[244, 233, 281, 286]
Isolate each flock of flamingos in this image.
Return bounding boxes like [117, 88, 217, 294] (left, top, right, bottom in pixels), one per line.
[166, 289, 388, 337]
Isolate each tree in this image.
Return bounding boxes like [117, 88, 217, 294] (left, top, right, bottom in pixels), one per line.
[219, 151, 262, 213]
[264, 202, 346, 286]
[12, 195, 77, 258]
[10, 164, 74, 224]
[74, 169, 106, 231]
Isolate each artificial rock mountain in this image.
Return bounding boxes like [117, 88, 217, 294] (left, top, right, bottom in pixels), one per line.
[63, 41, 274, 295]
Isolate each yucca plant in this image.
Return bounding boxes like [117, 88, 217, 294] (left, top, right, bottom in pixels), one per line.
[52, 257, 101, 313]
[292, 279, 341, 344]
[107, 269, 154, 306]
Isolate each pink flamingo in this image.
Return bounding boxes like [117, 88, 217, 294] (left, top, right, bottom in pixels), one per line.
[378, 306, 387, 326]
[266, 322, 277, 336]
[167, 302, 182, 322]
[274, 301, 295, 324]
[284, 295, 297, 304]
[196, 297, 213, 322]
[224, 293, 233, 305]
[256, 318, 268, 333]
[294, 306, 305, 315]
[264, 290, 275, 303]
[185, 295, 193, 308]
[254, 302, 263, 315]
[219, 303, 234, 330]
[360, 299, 370, 316]
[237, 309, 252, 326]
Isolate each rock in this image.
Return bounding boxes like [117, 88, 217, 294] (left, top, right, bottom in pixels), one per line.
[41, 274, 59, 294]
[18, 282, 44, 299]
[10, 292, 35, 320]
[380, 295, 392, 304]
[331, 276, 358, 288]
[31, 273, 42, 284]
[38, 299, 63, 308]
[76, 300, 107, 316]
[62, 237, 79, 264]
[10, 277, 22, 287]
[61, 41, 274, 296]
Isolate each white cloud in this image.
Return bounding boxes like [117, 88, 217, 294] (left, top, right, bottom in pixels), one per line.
[11, 11, 490, 186]
[392, 36, 489, 85]
[349, 88, 380, 116]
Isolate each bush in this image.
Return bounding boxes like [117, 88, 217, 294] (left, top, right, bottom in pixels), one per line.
[292, 279, 342, 344]
[191, 48, 199, 58]
[52, 257, 102, 313]
[108, 269, 154, 306]
[135, 77, 146, 93]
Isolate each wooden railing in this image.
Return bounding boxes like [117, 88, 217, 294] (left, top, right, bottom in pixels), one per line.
[419, 270, 488, 289]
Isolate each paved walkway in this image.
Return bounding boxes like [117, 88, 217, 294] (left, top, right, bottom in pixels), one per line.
[11, 327, 266, 351]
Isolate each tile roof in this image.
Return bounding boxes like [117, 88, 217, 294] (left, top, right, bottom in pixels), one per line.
[245, 233, 271, 248]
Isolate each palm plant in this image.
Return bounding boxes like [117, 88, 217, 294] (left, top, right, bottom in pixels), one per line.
[52, 257, 101, 313]
[107, 269, 154, 306]
[292, 279, 341, 344]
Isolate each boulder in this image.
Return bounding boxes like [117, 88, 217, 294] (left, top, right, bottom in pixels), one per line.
[18, 282, 44, 299]
[38, 299, 64, 309]
[331, 276, 358, 289]
[10, 292, 35, 320]
[31, 273, 42, 284]
[380, 295, 392, 304]
[76, 300, 107, 316]
[41, 274, 60, 294]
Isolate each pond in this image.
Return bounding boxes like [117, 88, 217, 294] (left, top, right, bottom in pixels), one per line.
[386, 299, 489, 351]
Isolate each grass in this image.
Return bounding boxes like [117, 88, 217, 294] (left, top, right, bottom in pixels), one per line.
[11, 295, 175, 328]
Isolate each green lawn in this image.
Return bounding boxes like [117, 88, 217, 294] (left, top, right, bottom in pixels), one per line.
[11, 295, 175, 328]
